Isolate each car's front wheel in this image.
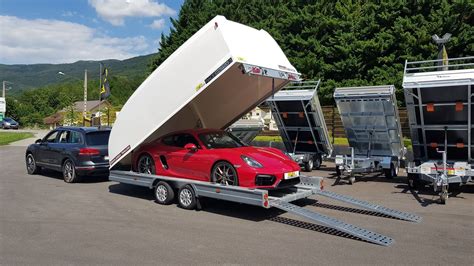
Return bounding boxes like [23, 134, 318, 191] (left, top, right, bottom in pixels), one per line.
[137, 154, 156, 174]
[63, 159, 80, 183]
[211, 161, 238, 186]
[26, 153, 41, 174]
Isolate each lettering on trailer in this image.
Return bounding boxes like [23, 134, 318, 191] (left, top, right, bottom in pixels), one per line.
[110, 145, 131, 166]
[205, 57, 233, 84]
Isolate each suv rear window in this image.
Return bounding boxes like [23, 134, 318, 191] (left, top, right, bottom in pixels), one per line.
[85, 131, 110, 146]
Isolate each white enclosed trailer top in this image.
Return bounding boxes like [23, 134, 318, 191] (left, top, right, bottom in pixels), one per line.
[109, 16, 300, 168]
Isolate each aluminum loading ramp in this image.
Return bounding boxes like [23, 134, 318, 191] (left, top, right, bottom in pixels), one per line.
[109, 171, 421, 246]
[267, 80, 333, 171]
[334, 85, 405, 184]
[403, 56, 474, 203]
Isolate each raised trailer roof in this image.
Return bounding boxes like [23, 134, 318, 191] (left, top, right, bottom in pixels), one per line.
[267, 80, 333, 156]
[334, 85, 404, 158]
[109, 16, 300, 167]
[403, 56, 474, 162]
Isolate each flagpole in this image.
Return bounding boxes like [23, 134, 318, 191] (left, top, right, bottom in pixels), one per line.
[98, 63, 102, 126]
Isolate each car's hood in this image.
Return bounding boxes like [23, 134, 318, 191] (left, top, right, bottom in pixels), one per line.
[227, 146, 299, 171]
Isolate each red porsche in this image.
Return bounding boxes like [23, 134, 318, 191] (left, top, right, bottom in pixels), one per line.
[132, 129, 301, 189]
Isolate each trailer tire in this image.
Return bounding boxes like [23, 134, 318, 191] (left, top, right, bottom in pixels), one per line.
[313, 155, 322, 170]
[137, 154, 156, 175]
[178, 185, 197, 210]
[384, 163, 396, 179]
[303, 159, 313, 172]
[154, 181, 174, 205]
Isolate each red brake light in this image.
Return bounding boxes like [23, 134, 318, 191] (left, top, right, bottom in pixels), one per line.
[79, 148, 100, 156]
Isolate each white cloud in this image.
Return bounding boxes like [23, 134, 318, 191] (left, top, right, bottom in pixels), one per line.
[89, 0, 175, 26]
[0, 15, 151, 64]
[149, 18, 165, 29]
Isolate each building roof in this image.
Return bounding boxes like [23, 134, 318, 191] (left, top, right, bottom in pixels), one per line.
[72, 100, 109, 112]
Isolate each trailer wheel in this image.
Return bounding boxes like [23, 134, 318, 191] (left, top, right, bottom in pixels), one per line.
[26, 153, 41, 174]
[440, 190, 448, 204]
[154, 181, 175, 205]
[303, 159, 313, 172]
[384, 163, 396, 179]
[178, 185, 197, 210]
[313, 155, 322, 170]
[137, 154, 156, 175]
[349, 176, 355, 185]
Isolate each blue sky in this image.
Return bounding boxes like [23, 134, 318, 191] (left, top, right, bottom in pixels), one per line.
[0, 0, 184, 64]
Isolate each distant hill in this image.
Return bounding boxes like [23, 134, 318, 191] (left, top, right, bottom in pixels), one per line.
[0, 53, 155, 95]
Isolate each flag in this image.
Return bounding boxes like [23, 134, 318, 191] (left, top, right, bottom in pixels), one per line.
[100, 66, 111, 100]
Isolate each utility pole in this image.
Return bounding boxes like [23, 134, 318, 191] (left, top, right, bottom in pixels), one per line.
[98, 63, 102, 127]
[2, 81, 5, 98]
[83, 69, 87, 126]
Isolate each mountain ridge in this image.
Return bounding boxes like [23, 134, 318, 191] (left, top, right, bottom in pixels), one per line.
[0, 53, 155, 95]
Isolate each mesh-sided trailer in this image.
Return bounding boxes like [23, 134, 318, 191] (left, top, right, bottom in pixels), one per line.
[266, 80, 333, 172]
[227, 118, 264, 144]
[107, 16, 420, 245]
[333, 86, 406, 184]
[403, 56, 474, 203]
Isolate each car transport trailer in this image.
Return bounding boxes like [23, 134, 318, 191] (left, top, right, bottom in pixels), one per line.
[403, 56, 474, 203]
[108, 16, 420, 245]
[109, 170, 421, 246]
[333, 86, 406, 184]
[266, 80, 333, 172]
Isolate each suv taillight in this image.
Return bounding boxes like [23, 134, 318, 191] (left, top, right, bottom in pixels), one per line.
[79, 148, 100, 156]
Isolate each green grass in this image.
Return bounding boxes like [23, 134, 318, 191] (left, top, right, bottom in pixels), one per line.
[0, 132, 34, 145]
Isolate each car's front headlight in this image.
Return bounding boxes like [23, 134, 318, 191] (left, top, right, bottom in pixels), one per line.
[241, 155, 263, 168]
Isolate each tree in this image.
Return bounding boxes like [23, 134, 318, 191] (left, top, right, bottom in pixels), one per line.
[150, 0, 473, 105]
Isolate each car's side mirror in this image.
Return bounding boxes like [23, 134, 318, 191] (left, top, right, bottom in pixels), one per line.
[35, 139, 43, 144]
[184, 143, 198, 152]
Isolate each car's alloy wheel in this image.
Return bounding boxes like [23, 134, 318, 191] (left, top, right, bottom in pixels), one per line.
[212, 162, 238, 186]
[26, 154, 40, 174]
[63, 159, 78, 183]
[138, 155, 155, 174]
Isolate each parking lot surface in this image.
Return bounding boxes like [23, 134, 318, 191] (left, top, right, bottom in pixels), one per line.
[1, 145, 473, 264]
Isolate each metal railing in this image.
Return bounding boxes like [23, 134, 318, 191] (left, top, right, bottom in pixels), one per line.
[404, 56, 474, 74]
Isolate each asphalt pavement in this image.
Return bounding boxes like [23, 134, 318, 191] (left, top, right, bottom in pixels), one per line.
[0, 145, 473, 264]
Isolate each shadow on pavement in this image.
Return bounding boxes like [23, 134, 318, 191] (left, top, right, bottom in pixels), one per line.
[36, 169, 109, 183]
[107, 183, 385, 245]
[394, 183, 473, 207]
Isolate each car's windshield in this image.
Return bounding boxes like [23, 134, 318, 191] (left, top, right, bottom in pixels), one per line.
[198, 131, 246, 149]
[85, 131, 110, 146]
[3, 118, 15, 123]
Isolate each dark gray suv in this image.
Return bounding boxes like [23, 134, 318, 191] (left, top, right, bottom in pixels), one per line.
[25, 127, 110, 183]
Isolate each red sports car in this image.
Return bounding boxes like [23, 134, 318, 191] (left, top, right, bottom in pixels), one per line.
[132, 129, 301, 189]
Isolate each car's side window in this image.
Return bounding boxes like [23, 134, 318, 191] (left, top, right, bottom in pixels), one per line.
[44, 131, 59, 143]
[162, 134, 200, 148]
[58, 131, 69, 143]
[68, 131, 82, 144]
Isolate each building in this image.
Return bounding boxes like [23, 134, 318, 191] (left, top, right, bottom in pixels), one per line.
[43, 100, 114, 129]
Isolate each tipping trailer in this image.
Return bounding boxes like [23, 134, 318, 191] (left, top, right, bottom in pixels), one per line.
[333, 86, 406, 184]
[266, 80, 333, 171]
[227, 118, 264, 144]
[403, 56, 474, 203]
[108, 16, 420, 245]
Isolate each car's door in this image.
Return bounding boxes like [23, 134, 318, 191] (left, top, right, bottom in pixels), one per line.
[50, 130, 71, 167]
[36, 130, 60, 168]
[164, 133, 210, 181]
